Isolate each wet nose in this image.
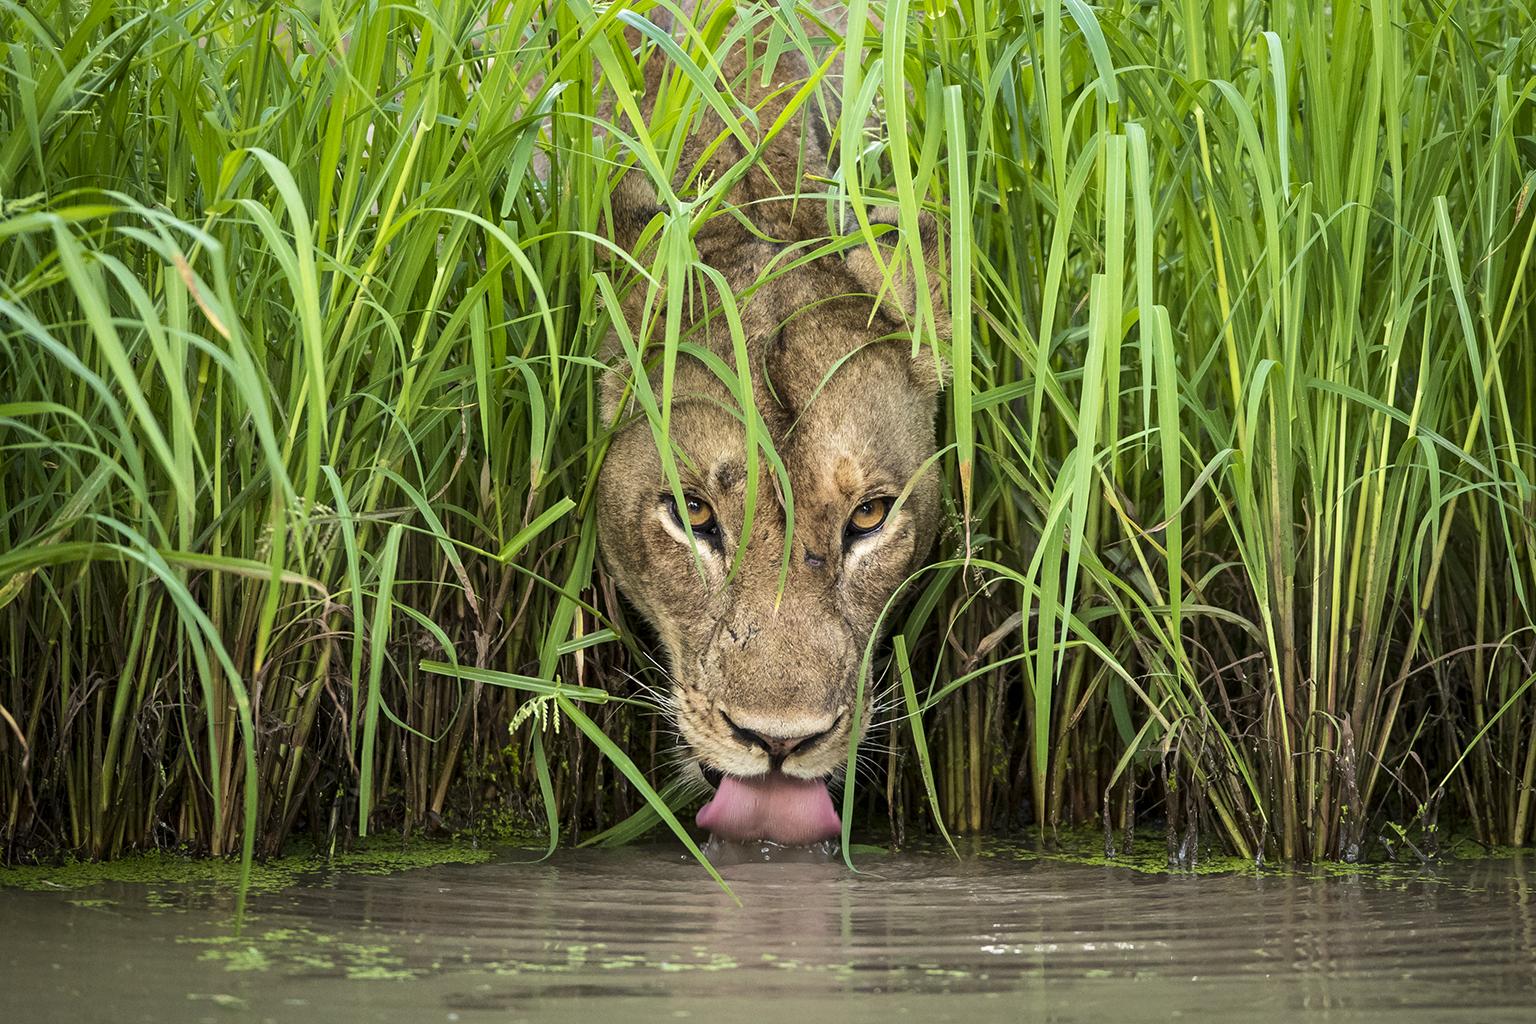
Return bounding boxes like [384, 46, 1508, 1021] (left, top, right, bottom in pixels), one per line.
[721, 713, 834, 764]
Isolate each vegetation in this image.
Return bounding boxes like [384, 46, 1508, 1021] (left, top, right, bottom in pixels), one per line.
[2, 0, 1533, 888]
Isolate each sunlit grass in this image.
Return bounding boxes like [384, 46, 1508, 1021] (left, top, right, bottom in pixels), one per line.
[1, 0, 1533, 896]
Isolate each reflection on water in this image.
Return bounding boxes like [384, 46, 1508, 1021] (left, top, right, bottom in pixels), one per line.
[700, 834, 841, 865]
[5, 844, 1536, 1023]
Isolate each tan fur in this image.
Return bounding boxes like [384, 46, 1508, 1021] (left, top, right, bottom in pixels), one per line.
[596, 12, 946, 783]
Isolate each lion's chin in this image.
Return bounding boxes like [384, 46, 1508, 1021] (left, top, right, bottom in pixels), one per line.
[696, 770, 841, 846]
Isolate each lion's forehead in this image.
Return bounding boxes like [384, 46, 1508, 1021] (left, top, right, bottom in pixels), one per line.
[664, 384, 920, 494]
[613, 253, 932, 528]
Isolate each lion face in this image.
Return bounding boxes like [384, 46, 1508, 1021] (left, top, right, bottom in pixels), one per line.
[596, 249, 943, 843]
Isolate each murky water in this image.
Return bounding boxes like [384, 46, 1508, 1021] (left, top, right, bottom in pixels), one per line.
[5, 845, 1536, 1023]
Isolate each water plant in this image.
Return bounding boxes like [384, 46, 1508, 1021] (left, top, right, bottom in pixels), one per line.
[1, 0, 1533, 888]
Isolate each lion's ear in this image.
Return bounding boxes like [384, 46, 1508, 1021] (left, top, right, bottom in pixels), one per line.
[603, 170, 662, 260]
[843, 205, 951, 395]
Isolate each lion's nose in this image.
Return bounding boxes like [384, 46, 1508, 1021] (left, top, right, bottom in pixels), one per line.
[739, 728, 813, 759]
[720, 711, 837, 764]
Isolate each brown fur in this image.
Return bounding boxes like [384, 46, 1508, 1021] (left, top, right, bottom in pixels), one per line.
[596, 12, 946, 783]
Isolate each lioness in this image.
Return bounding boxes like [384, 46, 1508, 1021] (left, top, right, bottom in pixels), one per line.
[596, 18, 946, 846]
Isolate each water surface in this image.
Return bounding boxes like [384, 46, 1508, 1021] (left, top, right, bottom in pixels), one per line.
[5, 845, 1535, 1022]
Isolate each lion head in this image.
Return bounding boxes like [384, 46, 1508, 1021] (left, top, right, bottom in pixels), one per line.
[595, 29, 945, 845]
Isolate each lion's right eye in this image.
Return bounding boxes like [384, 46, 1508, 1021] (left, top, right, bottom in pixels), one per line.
[665, 493, 719, 537]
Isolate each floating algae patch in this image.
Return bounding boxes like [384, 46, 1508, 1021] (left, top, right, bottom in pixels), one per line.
[197, 943, 273, 973]
[65, 896, 118, 908]
[0, 837, 493, 895]
[1029, 828, 1260, 876]
[484, 944, 743, 978]
[899, 827, 1531, 887]
[180, 926, 416, 980]
[886, 830, 1258, 876]
[319, 841, 495, 879]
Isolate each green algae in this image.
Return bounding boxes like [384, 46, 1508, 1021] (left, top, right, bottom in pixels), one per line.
[198, 945, 273, 972]
[0, 838, 493, 895]
[180, 925, 418, 979]
[450, 804, 548, 848]
[883, 827, 1530, 883]
[7, 829, 1523, 902]
[883, 830, 1257, 875]
[344, 965, 415, 981]
[1028, 831, 1259, 876]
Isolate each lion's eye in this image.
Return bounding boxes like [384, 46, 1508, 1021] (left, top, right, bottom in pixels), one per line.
[666, 493, 719, 536]
[846, 497, 891, 538]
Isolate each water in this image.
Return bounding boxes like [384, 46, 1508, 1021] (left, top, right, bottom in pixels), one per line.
[5, 845, 1536, 1023]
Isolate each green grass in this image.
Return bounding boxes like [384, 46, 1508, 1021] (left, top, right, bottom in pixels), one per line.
[1, 0, 1534, 895]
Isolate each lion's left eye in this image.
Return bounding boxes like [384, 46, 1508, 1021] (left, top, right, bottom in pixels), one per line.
[846, 497, 891, 538]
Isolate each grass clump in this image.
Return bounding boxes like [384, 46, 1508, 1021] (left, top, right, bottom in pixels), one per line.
[0, 0, 1533, 890]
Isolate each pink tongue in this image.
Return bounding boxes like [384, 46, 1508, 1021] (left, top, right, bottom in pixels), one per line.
[696, 773, 841, 846]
